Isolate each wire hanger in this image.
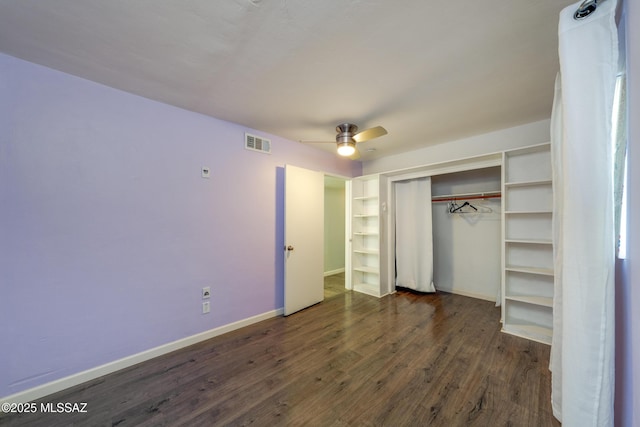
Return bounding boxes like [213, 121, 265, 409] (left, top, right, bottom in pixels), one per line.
[448, 201, 478, 213]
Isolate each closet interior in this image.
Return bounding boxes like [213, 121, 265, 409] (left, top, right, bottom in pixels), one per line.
[430, 167, 502, 302]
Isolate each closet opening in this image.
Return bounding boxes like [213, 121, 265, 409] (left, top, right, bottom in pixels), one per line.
[389, 166, 502, 303]
[324, 175, 348, 299]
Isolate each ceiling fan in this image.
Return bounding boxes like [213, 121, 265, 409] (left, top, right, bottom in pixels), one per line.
[302, 123, 388, 158]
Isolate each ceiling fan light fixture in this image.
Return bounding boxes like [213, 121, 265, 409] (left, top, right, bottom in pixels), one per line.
[337, 141, 356, 156]
[299, 122, 386, 159]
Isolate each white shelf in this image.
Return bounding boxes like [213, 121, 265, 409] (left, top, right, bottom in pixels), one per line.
[505, 265, 554, 276]
[505, 295, 553, 308]
[502, 144, 553, 345]
[354, 249, 379, 255]
[351, 175, 384, 298]
[505, 211, 552, 215]
[353, 266, 379, 274]
[505, 238, 552, 245]
[504, 179, 552, 188]
[502, 324, 552, 345]
[353, 282, 381, 297]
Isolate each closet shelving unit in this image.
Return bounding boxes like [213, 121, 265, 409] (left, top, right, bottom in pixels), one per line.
[351, 175, 385, 297]
[501, 143, 554, 345]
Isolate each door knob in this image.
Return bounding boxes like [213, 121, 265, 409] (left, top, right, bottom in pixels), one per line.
[286, 245, 294, 251]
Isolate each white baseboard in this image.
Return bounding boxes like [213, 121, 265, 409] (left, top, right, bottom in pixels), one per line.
[1, 308, 284, 404]
[441, 288, 497, 303]
[324, 268, 345, 277]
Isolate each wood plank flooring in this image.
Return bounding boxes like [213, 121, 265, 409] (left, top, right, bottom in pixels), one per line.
[1, 288, 559, 426]
[324, 272, 347, 299]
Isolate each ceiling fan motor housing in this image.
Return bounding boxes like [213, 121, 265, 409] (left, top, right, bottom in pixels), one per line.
[336, 123, 358, 143]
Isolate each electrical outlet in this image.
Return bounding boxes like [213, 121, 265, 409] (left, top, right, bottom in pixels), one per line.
[202, 301, 210, 314]
[202, 286, 211, 299]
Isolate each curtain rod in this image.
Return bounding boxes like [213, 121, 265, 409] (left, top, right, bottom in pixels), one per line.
[431, 192, 501, 203]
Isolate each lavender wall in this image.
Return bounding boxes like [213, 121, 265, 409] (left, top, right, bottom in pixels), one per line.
[0, 53, 360, 398]
[619, 1, 639, 425]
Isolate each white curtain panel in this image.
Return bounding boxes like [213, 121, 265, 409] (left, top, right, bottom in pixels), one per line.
[395, 177, 436, 293]
[551, 0, 619, 425]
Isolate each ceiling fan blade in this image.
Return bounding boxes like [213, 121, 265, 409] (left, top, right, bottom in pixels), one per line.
[299, 140, 336, 144]
[349, 149, 361, 160]
[353, 126, 387, 143]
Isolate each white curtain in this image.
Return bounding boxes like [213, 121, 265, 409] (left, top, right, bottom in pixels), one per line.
[395, 177, 436, 293]
[550, 0, 618, 425]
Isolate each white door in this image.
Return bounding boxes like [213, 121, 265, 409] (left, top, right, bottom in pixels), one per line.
[284, 164, 324, 315]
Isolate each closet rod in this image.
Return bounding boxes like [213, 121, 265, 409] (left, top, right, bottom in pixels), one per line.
[431, 193, 501, 203]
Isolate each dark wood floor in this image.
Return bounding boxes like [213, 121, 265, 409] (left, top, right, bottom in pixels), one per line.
[1, 286, 559, 426]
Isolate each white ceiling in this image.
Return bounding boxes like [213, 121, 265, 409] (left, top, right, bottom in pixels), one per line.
[0, 0, 575, 160]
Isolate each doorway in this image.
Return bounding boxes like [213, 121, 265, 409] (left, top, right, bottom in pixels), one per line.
[324, 175, 347, 298]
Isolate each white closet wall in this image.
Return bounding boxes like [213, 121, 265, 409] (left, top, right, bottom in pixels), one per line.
[431, 168, 502, 301]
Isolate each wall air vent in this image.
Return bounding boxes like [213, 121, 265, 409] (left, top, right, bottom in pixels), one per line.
[245, 133, 271, 154]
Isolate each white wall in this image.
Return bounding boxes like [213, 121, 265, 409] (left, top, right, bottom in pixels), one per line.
[431, 168, 502, 301]
[364, 120, 550, 174]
